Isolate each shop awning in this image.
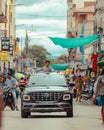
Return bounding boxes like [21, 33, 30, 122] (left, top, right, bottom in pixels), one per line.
[49, 34, 99, 48]
[51, 63, 69, 70]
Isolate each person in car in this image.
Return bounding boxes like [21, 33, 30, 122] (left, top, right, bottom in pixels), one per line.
[37, 60, 52, 73]
[93, 68, 104, 125]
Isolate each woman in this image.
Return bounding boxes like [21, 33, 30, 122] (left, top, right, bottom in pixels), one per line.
[75, 75, 83, 102]
[93, 68, 104, 124]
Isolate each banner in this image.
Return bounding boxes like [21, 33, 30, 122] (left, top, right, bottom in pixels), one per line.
[51, 63, 69, 70]
[49, 34, 99, 48]
[1, 37, 10, 51]
[0, 51, 10, 62]
[15, 41, 20, 54]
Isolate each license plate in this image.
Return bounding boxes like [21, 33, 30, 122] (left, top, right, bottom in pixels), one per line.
[38, 101, 54, 105]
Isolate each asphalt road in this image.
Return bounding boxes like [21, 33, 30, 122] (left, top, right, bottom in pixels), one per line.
[1, 99, 104, 130]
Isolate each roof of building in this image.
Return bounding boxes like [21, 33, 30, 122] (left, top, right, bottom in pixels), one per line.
[74, 6, 95, 14]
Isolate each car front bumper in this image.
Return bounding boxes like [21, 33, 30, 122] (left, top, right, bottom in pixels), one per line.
[21, 101, 72, 112]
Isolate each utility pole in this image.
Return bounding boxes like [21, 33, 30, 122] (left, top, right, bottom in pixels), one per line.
[25, 29, 29, 57]
[98, 27, 103, 61]
[3, 0, 7, 73]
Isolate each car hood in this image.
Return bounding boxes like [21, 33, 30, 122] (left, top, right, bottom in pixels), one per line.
[25, 86, 68, 92]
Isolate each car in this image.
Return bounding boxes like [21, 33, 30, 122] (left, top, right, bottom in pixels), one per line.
[21, 72, 73, 118]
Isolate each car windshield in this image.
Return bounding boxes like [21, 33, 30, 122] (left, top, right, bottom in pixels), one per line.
[28, 74, 67, 86]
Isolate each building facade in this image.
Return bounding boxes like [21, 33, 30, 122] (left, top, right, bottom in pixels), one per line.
[94, 0, 104, 32]
[0, 0, 16, 71]
[0, 0, 16, 44]
[94, 0, 104, 61]
[67, 0, 97, 66]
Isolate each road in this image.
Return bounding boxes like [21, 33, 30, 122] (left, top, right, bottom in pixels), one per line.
[1, 99, 104, 130]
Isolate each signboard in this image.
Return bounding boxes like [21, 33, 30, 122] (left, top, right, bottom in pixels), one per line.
[1, 37, 10, 51]
[0, 51, 10, 62]
[9, 45, 14, 56]
[15, 41, 20, 54]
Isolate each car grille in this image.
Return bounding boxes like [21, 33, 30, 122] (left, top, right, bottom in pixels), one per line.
[31, 92, 63, 101]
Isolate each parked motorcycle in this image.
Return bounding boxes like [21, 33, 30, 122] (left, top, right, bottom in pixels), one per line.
[2, 86, 15, 110]
[81, 88, 92, 101]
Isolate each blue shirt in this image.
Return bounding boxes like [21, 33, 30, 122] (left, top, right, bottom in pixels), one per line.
[5, 77, 18, 88]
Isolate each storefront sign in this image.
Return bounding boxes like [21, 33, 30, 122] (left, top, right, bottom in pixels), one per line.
[1, 37, 10, 51]
[0, 51, 10, 62]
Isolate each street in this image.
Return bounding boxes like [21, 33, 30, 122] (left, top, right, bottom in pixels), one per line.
[2, 99, 104, 130]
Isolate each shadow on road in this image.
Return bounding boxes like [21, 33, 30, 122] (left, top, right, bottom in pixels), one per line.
[28, 114, 68, 118]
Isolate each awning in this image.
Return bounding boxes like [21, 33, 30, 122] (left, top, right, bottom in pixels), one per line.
[51, 63, 69, 70]
[49, 34, 99, 48]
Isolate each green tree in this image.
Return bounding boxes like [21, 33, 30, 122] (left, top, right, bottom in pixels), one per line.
[22, 45, 51, 67]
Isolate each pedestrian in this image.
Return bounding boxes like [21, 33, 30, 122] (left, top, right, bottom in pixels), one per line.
[0, 86, 3, 129]
[89, 70, 97, 96]
[75, 75, 83, 102]
[0, 75, 5, 88]
[74, 64, 82, 77]
[93, 68, 104, 124]
[5, 72, 19, 111]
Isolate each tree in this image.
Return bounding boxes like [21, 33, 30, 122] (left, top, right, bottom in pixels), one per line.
[22, 45, 51, 67]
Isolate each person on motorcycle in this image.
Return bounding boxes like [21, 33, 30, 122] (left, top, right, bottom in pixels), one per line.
[5, 72, 19, 111]
[18, 77, 27, 93]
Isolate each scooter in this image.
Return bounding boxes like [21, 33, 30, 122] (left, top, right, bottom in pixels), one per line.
[2, 86, 15, 110]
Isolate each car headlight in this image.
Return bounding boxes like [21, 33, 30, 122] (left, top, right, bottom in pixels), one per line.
[63, 94, 71, 100]
[23, 95, 30, 101]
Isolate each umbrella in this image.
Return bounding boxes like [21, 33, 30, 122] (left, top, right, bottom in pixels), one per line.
[15, 73, 25, 80]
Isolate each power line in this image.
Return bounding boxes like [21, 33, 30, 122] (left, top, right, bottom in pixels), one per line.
[16, 13, 67, 17]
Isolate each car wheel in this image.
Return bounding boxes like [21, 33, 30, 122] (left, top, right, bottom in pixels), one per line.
[21, 110, 28, 118]
[66, 109, 73, 117]
[27, 112, 31, 117]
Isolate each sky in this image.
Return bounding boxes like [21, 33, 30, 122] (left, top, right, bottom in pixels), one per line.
[16, 0, 96, 58]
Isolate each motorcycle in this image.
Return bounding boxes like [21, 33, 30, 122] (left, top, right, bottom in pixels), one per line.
[81, 88, 92, 101]
[2, 86, 15, 110]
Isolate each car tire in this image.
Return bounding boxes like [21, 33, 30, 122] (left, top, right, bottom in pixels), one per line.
[66, 109, 73, 117]
[21, 110, 28, 118]
[27, 112, 31, 117]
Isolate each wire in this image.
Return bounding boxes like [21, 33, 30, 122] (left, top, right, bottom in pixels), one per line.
[16, 13, 67, 17]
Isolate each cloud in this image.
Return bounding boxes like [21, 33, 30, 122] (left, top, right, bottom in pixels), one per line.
[16, 0, 67, 57]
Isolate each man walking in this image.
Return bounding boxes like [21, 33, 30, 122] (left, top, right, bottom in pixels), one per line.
[93, 68, 104, 124]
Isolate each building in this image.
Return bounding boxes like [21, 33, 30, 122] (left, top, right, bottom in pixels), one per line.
[67, 0, 96, 66]
[0, 0, 6, 37]
[73, 2, 96, 63]
[94, 0, 104, 61]
[67, 0, 76, 62]
[94, 0, 104, 33]
[0, 0, 16, 71]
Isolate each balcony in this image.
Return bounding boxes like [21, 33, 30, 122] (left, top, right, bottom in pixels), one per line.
[0, 0, 6, 23]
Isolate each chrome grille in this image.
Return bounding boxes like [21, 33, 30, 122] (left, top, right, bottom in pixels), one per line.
[31, 92, 62, 101]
